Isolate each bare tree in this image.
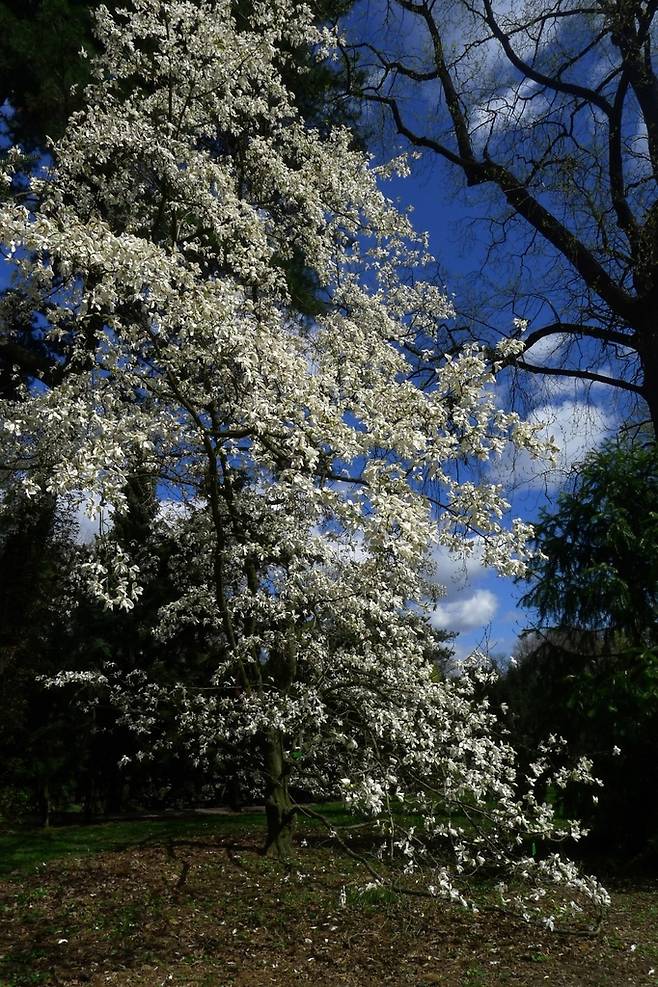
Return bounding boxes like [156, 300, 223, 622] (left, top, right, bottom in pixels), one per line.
[344, 0, 658, 429]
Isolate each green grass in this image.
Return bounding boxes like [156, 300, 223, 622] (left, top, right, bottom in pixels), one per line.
[0, 802, 360, 877]
[0, 812, 265, 876]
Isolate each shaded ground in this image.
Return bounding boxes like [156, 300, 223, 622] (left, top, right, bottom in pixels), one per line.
[1, 813, 657, 986]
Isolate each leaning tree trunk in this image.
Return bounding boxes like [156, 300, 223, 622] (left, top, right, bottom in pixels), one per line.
[261, 730, 294, 860]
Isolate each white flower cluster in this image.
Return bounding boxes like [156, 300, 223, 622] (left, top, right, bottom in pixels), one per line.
[78, 542, 143, 611]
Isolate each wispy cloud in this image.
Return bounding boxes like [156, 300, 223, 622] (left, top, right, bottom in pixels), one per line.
[493, 398, 617, 491]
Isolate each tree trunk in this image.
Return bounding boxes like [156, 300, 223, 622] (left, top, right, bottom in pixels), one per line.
[39, 782, 51, 829]
[261, 731, 294, 860]
[640, 337, 658, 437]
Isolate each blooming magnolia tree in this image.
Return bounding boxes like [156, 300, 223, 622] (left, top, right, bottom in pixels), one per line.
[1, 0, 607, 927]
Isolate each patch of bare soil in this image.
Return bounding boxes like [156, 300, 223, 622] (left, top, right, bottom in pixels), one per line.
[1, 832, 657, 986]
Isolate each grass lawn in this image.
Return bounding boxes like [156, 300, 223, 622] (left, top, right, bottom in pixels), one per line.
[1, 809, 657, 986]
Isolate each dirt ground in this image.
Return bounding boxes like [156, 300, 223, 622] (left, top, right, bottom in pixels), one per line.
[1, 829, 658, 986]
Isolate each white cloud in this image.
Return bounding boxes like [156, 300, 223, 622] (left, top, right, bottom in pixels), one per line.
[431, 588, 498, 632]
[494, 398, 616, 490]
[537, 399, 613, 459]
[430, 539, 486, 589]
[523, 332, 569, 365]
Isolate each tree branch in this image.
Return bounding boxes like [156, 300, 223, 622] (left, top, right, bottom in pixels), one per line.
[510, 359, 645, 395]
[481, 0, 612, 117]
[521, 322, 636, 352]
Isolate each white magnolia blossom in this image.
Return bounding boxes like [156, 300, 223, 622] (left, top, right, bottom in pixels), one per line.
[78, 541, 143, 611]
[1, 0, 606, 927]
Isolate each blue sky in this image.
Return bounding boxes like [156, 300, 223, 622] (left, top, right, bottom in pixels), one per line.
[341, 0, 647, 658]
[379, 165, 626, 661]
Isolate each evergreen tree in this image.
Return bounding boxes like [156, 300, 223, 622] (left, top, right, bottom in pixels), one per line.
[510, 440, 658, 850]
